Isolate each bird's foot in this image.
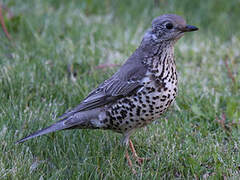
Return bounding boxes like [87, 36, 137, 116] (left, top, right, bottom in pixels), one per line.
[129, 139, 148, 166]
[125, 151, 136, 174]
[124, 138, 149, 173]
[135, 157, 145, 165]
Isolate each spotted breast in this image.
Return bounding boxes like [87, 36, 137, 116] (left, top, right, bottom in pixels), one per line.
[103, 43, 178, 134]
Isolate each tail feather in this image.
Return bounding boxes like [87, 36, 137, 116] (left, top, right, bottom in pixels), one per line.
[16, 108, 101, 144]
[16, 119, 69, 144]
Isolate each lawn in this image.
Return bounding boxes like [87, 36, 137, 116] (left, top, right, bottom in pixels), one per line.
[0, 0, 240, 179]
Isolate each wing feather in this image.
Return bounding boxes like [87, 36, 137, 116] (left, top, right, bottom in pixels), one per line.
[59, 79, 141, 119]
[59, 51, 148, 119]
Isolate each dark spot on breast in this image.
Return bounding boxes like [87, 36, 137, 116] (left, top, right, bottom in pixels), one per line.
[109, 118, 113, 125]
[136, 107, 141, 116]
[130, 104, 136, 108]
[167, 99, 173, 106]
[155, 79, 161, 84]
[153, 96, 159, 100]
[150, 87, 155, 93]
[122, 98, 130, 104]
[151, 69, 157, 73]
[120, 110, 127, 117]
[149, 105, 154, 110]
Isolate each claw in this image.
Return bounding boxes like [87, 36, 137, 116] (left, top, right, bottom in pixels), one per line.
[125, 151, 136, 174]
[125, 139, 149, 173]
[129, 140, 145, 165]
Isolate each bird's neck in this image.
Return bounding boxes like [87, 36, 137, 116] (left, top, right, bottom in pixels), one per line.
[141, 39, 176, 71]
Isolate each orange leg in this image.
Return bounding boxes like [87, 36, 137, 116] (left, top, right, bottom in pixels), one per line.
[129, 139, 145, 165]
[125, 150, 136, 174]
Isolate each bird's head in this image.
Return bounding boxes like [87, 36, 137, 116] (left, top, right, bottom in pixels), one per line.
[150, 14, 198, 43]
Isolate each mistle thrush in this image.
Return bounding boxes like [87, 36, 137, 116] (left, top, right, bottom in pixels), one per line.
[17, 14, 198, 166]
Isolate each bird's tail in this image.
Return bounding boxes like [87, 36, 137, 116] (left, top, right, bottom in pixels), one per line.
[16, 109, 101, 144]
[16, 119, 69, 144]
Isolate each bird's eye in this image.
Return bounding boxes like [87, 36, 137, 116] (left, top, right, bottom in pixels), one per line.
[166, 23, 173, 29]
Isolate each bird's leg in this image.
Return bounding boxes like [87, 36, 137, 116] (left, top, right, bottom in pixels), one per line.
[122, 130, 138, 173]
[129, 139, 144, 165]
[122, 131, 146, 166]
[125, 150, 136, 174]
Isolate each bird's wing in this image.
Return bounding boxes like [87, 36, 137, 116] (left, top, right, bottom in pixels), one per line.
[59, 61, 147, 119]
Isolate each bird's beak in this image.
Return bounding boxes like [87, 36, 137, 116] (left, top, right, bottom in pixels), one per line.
[179, 25, 198, 32]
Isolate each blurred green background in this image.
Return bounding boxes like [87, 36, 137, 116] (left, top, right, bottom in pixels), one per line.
[0, 0, 240, 179]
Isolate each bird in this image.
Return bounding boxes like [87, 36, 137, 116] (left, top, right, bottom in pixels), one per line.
[17, 14, 198, 168]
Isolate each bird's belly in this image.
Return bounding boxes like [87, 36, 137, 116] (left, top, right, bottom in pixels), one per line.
[104, 77, 178, 133]
[136, 79, 177, 120]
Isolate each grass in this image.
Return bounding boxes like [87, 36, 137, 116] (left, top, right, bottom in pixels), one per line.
[0, 0, 240, 179]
